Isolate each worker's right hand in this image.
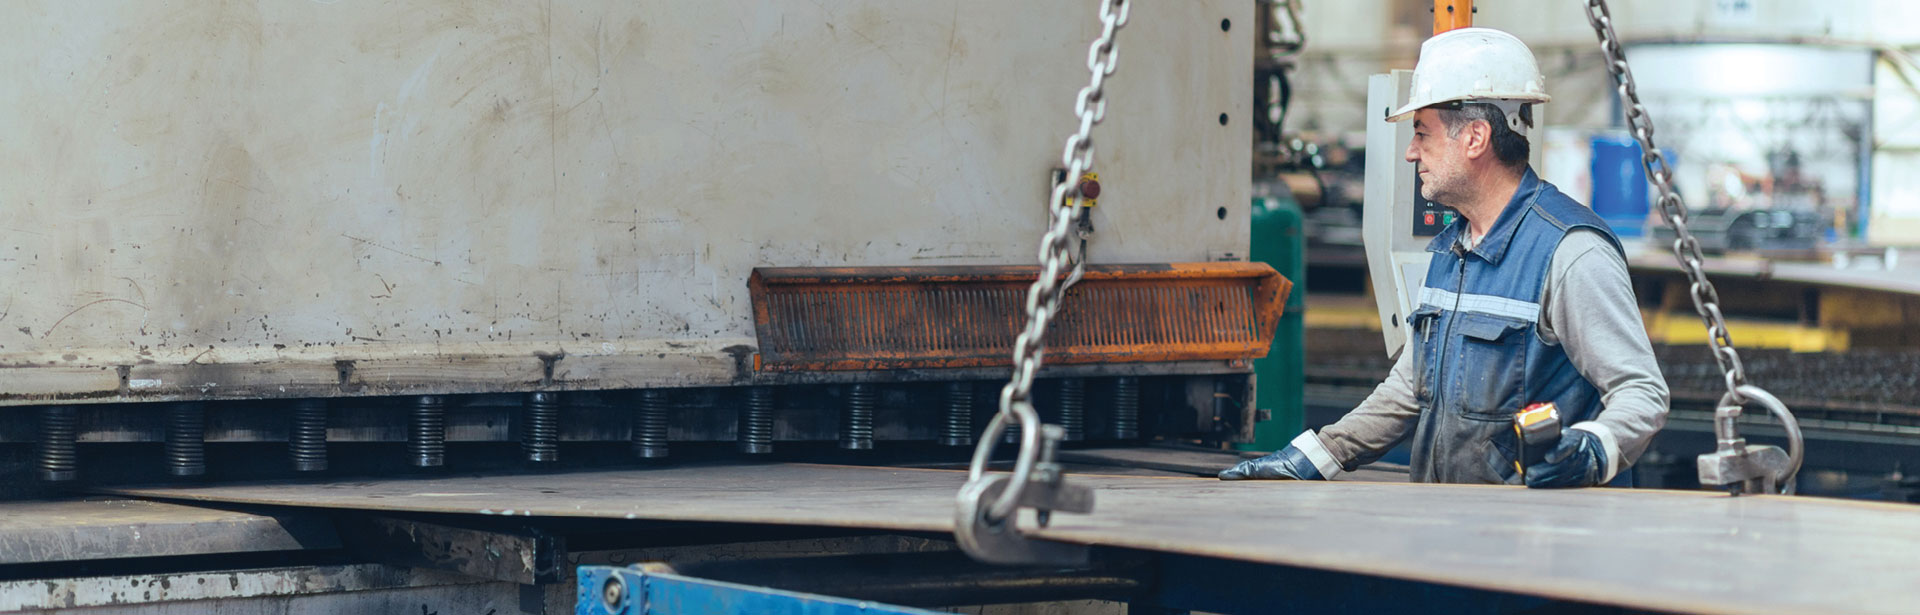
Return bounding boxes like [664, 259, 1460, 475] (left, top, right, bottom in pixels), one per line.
[1524, 428, 1608, 489]
[1218, 445, 1325, 481]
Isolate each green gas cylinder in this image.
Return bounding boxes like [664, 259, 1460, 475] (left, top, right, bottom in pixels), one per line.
[1243, 190, 1305, 451]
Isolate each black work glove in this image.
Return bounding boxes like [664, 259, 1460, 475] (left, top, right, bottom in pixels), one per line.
[1524, 428, 1608, 489]
[1218, 444, 1326, 481]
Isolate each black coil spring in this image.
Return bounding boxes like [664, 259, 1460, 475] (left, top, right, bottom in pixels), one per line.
[165, 403, 206, 477]
[524, 392, 560, 463]
[410, 396, 446, 468]
[941, 382, 974, 447]
[1059, 379, 1086, 442]
[1003, 410, 1022, 445]
[841, 384, 875, 450]
[633, 389, 670, 459]
[1113, 377, 1140, 439]
[739, 387, 774, 454]
[37, 406, 78, 482]
[290, 399, 329, 472]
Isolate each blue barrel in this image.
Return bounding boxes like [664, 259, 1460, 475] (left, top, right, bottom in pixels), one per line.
[1589, 134, 1662, 238]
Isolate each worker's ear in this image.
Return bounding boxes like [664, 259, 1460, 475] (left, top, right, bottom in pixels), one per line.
[1462, 119, 1494, 162]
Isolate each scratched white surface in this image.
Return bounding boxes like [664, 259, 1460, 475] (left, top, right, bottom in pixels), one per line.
[0, 2, 1250, 398]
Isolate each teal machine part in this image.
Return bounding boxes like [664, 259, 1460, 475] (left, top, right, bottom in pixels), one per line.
[1244, 192, 1306, 451]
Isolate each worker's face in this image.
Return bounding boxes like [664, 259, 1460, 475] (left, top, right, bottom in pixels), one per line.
[1405, 108, 1470, 205]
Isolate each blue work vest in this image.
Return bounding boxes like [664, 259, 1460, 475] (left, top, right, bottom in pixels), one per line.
[1404, 168, 1623, 484]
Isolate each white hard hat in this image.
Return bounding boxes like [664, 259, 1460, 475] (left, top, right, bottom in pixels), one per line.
[1386, 28, 1550, 135]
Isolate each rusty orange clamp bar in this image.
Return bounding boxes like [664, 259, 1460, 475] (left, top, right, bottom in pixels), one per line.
[1434, 0, 1473, 35]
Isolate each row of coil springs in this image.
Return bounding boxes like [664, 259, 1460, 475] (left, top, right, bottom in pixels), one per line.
[31, 378, 1143, 481]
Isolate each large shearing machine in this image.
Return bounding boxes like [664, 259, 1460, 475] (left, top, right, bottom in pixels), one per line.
[0, 1, 1914, 614]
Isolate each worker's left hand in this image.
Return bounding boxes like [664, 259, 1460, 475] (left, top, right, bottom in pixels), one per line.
[1218, 444, 1324, 481]
[1524, 429, 1608, 489]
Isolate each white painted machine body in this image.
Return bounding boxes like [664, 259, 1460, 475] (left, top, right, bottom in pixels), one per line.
[0, 1, 1251, 403]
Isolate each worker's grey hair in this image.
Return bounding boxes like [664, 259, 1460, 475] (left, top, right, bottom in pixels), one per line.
[1436, 102, 1530, 170]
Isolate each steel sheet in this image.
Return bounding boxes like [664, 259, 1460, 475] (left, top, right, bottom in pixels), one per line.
[101, 463, 1920, 615]
[0, 498, 337, 565]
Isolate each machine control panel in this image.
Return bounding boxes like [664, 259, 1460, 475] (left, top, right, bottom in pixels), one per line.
[1410, 177, 1456, 237]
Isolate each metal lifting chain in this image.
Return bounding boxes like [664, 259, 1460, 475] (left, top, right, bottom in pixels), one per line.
[1583, 0, 1802, 494]
[956, 0, 1126, 564]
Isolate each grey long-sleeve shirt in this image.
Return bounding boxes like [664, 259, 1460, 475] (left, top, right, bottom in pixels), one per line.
[1301, 229, 1669, 482]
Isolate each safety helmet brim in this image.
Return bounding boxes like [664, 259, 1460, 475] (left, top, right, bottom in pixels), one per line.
[1386, 93, 1551, 124]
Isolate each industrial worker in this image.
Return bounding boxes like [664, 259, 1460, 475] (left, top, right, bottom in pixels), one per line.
[1220, 28, 1668, 487]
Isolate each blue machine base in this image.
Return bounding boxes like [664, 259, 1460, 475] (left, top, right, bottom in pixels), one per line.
[578, 565, 950, 615]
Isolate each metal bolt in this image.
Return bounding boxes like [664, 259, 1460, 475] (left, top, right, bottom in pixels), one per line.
[1035, 424, 1067, 528]
[739, 387, 774, 454]
[410, 396, 446, 468]
[524, 392, 560, 463]
[840, 384, 875, 450]
[37, 406, 78, 482]
[632, 389, 670, 459]
[601, 575, 626, 610]
[1112, 377, 1140, 439]
[164, 403, 206, 477]
[941, 381, 975, 447]
[289, 399, 329, 472]
[1058, 378, 1086, 442]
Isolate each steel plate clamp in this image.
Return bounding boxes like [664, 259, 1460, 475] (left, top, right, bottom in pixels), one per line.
[1057, 170, 1099, 266]
[956, 414, 1095, 565]
[1696, 385, 1804, 495]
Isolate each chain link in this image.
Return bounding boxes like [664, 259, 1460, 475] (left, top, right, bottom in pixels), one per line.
[1583, 0, 1750, 400]
[966, 0, 1129, 524]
